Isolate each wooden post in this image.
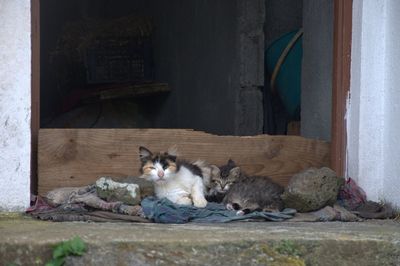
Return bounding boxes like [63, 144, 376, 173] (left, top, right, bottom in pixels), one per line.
[331, 0, 353, 176]
[31, 0, 40, 195]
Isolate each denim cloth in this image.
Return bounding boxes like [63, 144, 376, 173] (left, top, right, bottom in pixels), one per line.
[141, 197, 296, 224]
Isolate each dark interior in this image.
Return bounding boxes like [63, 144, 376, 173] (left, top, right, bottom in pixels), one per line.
[40, 0, 303, 136]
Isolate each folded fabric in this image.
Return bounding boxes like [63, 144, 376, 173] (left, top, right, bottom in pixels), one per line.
[337, 178, 394, 219]
[141, 197, 296, 224]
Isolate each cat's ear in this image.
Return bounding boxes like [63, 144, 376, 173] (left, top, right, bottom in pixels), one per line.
[210, 165, 220, 176]
[227, 159, 236, 166]
[166, 145, 178, 161]
[167, 145, 178, 156]
[139, 146, 153, 162]
[229, 167, 241, 179]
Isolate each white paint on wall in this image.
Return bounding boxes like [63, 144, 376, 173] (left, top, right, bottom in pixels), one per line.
[349, 0, 400, 207]
[348, 0, 386, 202]
[0, 0, 31, 211]
[382, 0, 400, 207]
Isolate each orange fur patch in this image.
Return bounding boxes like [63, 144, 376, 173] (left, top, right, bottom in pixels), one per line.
[142, 162, 155, 175]
[166, 159, 177, 173]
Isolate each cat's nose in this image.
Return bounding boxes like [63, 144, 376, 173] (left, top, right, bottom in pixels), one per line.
[158, 170, 164, 178]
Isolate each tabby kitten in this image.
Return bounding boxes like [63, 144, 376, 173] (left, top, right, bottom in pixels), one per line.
[138, 146, 208, 208]
[215, 160, 284, 215]
[206, 159, 239, 203]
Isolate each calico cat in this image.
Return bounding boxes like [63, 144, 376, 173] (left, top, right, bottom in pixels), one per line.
[213, 160, 284, 215]
[205, 159, 239, 203]
[138, 146, 208, 208]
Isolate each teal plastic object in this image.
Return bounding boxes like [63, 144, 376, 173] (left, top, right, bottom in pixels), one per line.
[265, 30, 303, 119]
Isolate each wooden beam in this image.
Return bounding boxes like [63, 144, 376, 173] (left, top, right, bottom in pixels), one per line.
[332, 0, 352, 176]
[31, 0, 40, 195]
[38, 129, 330, 195]
[93, 83, 170, 100]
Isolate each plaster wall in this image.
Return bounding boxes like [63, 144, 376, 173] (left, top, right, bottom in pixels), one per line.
[300, 0, 333, 141]
[349, 0, 400, 206]
[0, 0, 31, 211]
[381, 0, 400, 206]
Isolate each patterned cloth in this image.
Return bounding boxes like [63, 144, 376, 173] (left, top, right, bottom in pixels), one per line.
[141, 197, 296, 224]
[337, 177, 367, 210]
[27, 195, 148, 222]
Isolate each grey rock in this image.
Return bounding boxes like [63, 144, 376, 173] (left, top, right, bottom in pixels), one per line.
[96, 177, 141, 205]
[122, 176, 155, 199]
[282, 167, 344, 212]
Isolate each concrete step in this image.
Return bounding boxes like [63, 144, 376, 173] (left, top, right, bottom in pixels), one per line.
[1, 214, 400, 265]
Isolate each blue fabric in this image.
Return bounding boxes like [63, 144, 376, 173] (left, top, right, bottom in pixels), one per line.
[141, 197, 296, 224]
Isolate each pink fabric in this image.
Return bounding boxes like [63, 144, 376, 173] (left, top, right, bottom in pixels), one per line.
[26, 196, 54, 213]
[338, 178, 367, 210]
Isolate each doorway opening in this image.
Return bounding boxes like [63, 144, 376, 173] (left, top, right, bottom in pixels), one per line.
[32, 0, 351, 194]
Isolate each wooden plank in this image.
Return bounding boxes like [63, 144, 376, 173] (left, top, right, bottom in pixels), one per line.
[94, 83, 170, 100]
[38, 129, 330, 195]
[331, 0, 352, 176]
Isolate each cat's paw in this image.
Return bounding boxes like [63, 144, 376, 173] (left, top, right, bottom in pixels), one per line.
[176, 197, 192, 206]
[193, 197, 208, 208]
[226, 203, 234, 211]
[236, 210, 245, 216]
[263, 207, 279, 213]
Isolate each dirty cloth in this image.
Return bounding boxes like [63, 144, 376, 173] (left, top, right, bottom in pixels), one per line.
[337, 177, 367, 210]
[290, 204, 360, 222]
[141, 197, 296, 224]
[44, 185, 121, 211]
[27, 195, 147, 223]
[29, 207, 149, 223]
[38, 185, 144, 216]
[337, 178, 394, 219]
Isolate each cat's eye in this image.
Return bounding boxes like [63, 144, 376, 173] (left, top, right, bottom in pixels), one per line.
[163, 165, 168, 170]
[150, 167, 156, 170]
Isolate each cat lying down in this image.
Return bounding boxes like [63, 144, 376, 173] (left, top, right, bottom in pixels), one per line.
[208, 159, 284, 215]
[138, 146, 284, 214]
[138, 146, 209, 208]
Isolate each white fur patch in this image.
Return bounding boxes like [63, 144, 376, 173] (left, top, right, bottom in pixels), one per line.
[145, 165, 207, 207]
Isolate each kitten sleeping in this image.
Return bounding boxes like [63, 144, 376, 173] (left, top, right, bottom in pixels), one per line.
[210, 160, 284, 215]
[138, 146, 208, 208]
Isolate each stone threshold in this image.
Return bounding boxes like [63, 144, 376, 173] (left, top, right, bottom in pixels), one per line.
[1, 215, 399, 265]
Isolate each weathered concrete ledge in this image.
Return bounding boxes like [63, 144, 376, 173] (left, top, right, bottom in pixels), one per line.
[1, 214, 399, 265]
